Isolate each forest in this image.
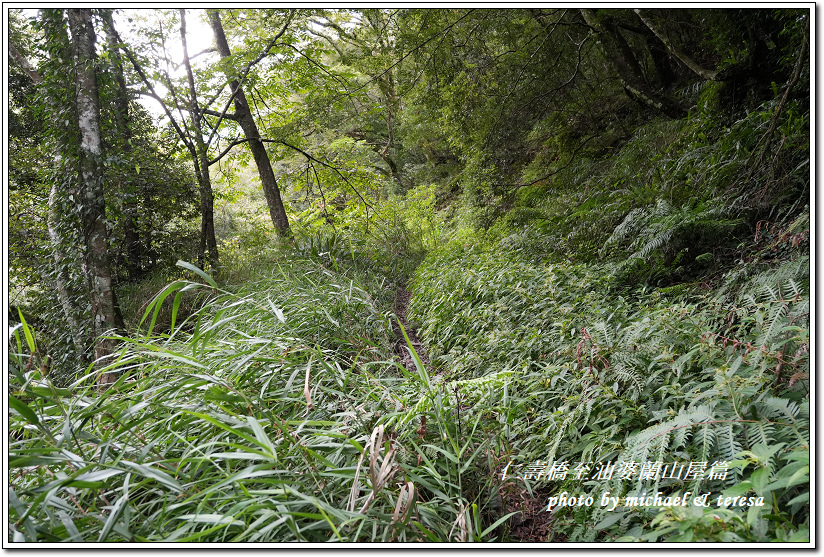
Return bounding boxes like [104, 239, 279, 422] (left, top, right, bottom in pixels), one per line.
[7, 8, 810, 544]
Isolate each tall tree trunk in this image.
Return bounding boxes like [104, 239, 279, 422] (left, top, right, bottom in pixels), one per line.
[67, 8, 118, 384]
[180, 9, 220, 268]
[208, 10, 291, 236]
[580, 9, 686, 119]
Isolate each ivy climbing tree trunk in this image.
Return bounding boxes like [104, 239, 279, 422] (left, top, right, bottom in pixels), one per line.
[10, 31, 89, 362]
[67, 8, 118, 384]
[48, 183, 91, 362]
[11, 13, 94, 367]
[208, 9, 291, 236]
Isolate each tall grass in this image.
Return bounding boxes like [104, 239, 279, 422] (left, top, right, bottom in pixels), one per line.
[8, 250, 516, 542]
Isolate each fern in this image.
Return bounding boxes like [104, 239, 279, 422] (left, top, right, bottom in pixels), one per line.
[746, 420, 775, 449]
[602, 199, 742, 286]
[716, 423, 742, 463]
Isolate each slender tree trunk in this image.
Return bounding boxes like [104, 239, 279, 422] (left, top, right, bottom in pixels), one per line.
[208, 10, 291, 236]
[180, 9, 220, 268]
[580, 9, 685, 119]
[67, 8, 118, 384]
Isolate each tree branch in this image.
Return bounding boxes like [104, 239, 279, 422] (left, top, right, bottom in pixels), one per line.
[209, 136, 376, 219]
[634, 9, 718, 81]
[338, 9, 477, 100]
[201, 9, 295, 112]
[276, 140, 375, 212]
[8, 39, 42, 83]
[106, 23, 194, 155]
[201, 9, 295, 149]
[190, 47, 216, 60]
[279, 42, 359, 106]
[306, 27, 348, 59]
[208, 137, 250, 165]
[743, 19, 809, 183]
[310, 162, 335, 230]
[201, 107, 241, 121]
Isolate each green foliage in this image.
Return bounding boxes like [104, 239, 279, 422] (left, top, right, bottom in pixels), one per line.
[8, 7, 810, 545]
[602, 199, 743, 286]
[407, 222, 809, 541]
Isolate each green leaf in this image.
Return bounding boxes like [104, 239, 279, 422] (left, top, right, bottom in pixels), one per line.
[593, 511, 625, 531]
[480, 511, 520, 539]
[246, 416, 278, 460]
[786, 492, 809, 506]
[721, 481, 753, 497]
[98, 492, 129, 542]
[17, 308, 36, 354]
[139, 280, 185, 336]
[171, 290, 183, 332]
[181, 410, 259, 447]
[169, 522, 234, 542]
[177, 260, 219, 288]
[412, 520, 441, 542]
[397, 319, 429, 390]
[74, 469, 125, 483]
[9, 456, 64, 468]
[764, 465, 809, 492]
[9, 395, 39, 425]
[178, 514, 245, 526]
[121, 461, 182, 492]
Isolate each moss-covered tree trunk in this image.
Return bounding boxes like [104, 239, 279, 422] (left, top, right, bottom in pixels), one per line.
[67, 8, 117, 384]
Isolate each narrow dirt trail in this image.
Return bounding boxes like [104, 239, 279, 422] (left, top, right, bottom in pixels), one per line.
[391, 286, 431, 372]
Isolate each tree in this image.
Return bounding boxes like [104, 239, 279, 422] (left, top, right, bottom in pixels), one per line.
[9, 10, 93, 364]
[67, 8, 118, 382]
[308, 9, 408, 189]
[207, 9, 291, 236]
[100, 9, 142, 281]
[179, 9, 220, 267]
[108, 10, 220, 269]
[579, 9, 686, 119]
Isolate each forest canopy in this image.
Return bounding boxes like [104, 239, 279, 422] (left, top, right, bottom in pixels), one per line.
[6, 7, 810, 544]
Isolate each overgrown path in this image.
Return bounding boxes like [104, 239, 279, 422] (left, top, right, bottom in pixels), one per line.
[392, 286, 431, 373]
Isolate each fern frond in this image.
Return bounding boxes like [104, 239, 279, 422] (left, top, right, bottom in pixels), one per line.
[611, 354, 644, 397]
[694, 422, 716, 462]
[716, 423, 742, 462]
[746, 420, 775, 448]
[759, 396, 800, 422]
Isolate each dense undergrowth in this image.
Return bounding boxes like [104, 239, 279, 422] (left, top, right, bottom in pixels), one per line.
[9, 80, 810, 544]
[408, 229, 809, 542]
